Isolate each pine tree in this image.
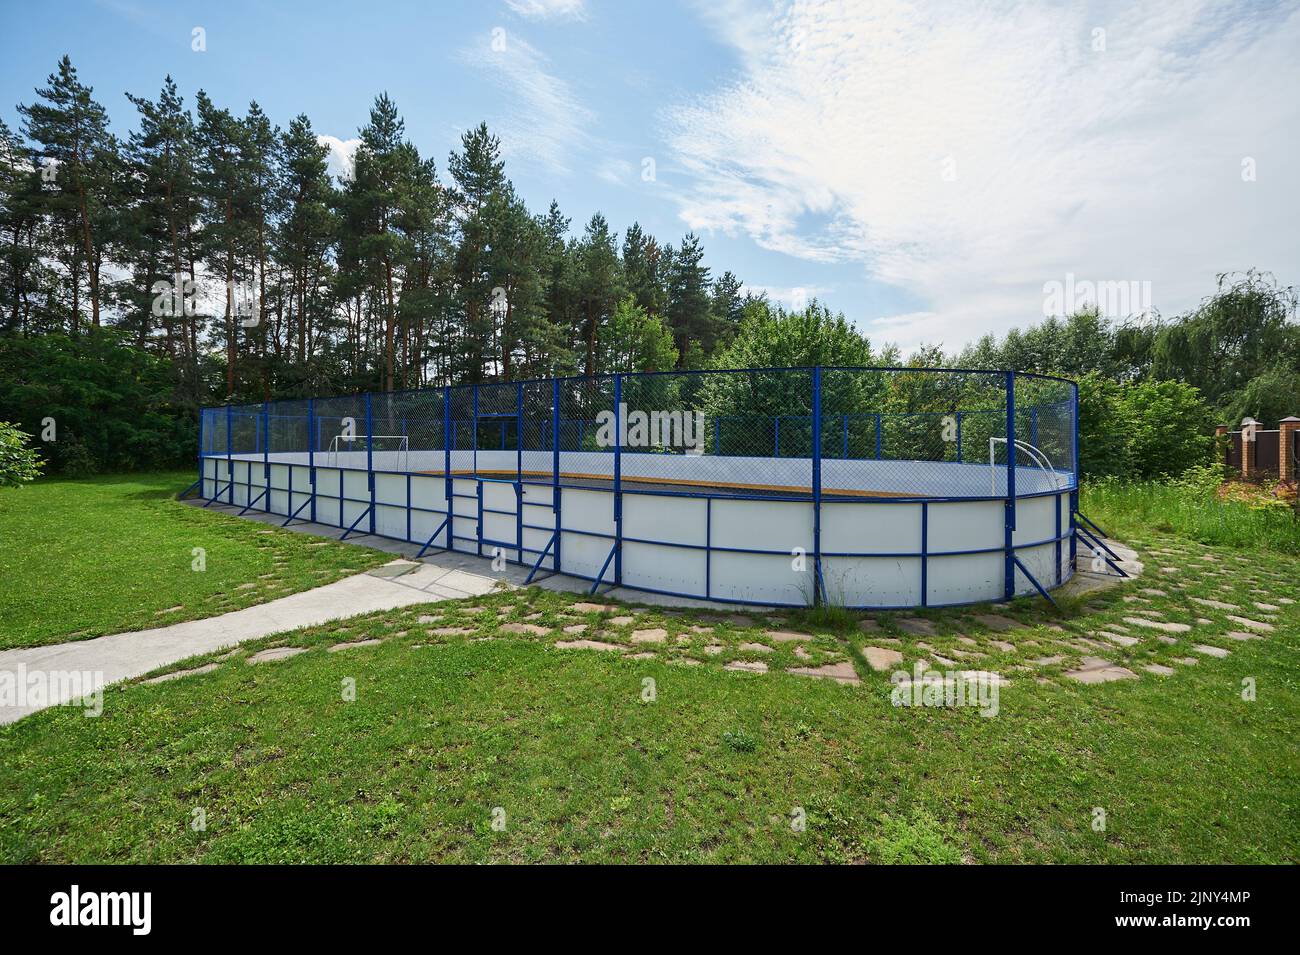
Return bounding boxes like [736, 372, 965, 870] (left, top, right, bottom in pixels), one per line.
[664, 232, 712, 366]
[19, 56, 120, 330]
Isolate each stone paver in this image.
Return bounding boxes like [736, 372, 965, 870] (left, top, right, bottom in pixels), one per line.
[1102, 632, 1140, 647]
[501, 623, 551, 636]
[989, 640, 1016, 653]
[1143, 664, 1176, 676]
[1190, 597, 1237, 611]
[862, 646, 904, 671]
[1030, 654, 1065, 666]
[143, 662, 221, 684]
[429, 627, 475, 636]
[608, 616, 634, 627]
[555, 639, 623, 652]
[897, 617, 936, 636]
[247, 646, 307, 664]
[570, 602, 616, 613]
[562, 623, 588, 634]
[630, 628, 668, 644]
[327, 638, 384, 652]
[1225, 631, 1262, 641]
[738, 642, 773, 654]
[764, 630, 813, 642]
[1191, 644, 1229, 658]
[1064, 656, 1137, 684]
[724, 660, 768, 673]
[1225, 616, 1273, 633]
[785, 661, 860, 685]
[1124, 616, 1191, 633]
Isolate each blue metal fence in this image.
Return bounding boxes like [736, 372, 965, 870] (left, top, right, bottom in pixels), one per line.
[198, 366, 1079, 606]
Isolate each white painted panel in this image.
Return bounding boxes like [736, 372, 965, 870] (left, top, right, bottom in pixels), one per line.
[926, 553, 1003, 605]
[482, 512, 517, 547]
[710, 550, 808, 605]
[374, 504, 408, 540]
[623, 541, 707, 596]
[823, 556, 921, 607]
[1012, 494, 1056, 546]
[315, 468, 341, 497]
[559, 531, 613, 580]
[410, 508, 442, 546]
[268, 489, 289, 515]
[374, 472, 407, 507]
[520, 502, 555, 534]
[410, 475, 445, 514]
[269, 464, 290, 490]
[711, 499, 812, 552]
[520, 484, 554, 508]
[482, 481, 518, 512]
[623, 492, 707, 547]
[927, 499, 1002, 554]
[561, 488, 615, 535]
[342, 469, 369, 502]
[821, 501, 921, 554]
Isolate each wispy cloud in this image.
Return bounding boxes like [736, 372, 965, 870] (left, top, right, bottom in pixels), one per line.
[667, 0, 1300, 350]
[505, 0, 587, 20]
[461, 31, 595, 175]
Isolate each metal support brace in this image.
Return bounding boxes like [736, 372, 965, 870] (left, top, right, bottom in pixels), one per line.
[1003, 370, 1017, 600]
[525, 530, 558, 583]
[416, 515, 451, 559]
[1012, 555, 1058, 609]
[340, 505, 373, 541]
[590, 542, 618, 594]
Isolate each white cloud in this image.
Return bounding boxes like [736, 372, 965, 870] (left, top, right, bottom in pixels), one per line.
[317, 135, 361, 182]
[668, 0, 1300, 351]
[461, 32, 595, 175]
[743, 284, 831, 311]
[505, 0, 586, 20]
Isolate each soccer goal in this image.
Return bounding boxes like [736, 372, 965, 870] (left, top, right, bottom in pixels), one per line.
[325, 433, 409, 472]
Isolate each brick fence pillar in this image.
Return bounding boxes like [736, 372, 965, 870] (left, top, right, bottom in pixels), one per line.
[1280, 417, 1300, 482]
[1239, 418, 1257, 479]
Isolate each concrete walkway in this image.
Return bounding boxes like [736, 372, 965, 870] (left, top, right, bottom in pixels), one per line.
[0, 557, 502, 725]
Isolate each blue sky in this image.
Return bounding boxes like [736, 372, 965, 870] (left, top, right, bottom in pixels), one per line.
[2, 0, 1298, 351]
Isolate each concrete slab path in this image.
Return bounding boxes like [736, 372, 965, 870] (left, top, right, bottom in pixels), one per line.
[0, 558, 501, 725]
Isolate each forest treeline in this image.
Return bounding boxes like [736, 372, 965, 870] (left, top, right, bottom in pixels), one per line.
[1, 57, 1296, 478]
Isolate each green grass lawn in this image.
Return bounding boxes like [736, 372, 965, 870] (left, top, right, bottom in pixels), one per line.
[0, 471, 390, 650]
[2, 491, 1296, 861]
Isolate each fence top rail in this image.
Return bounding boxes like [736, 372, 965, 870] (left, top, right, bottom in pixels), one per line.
[200, 366, 1078, 414]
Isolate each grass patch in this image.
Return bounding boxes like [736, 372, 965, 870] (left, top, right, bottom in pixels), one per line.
[2, 535, 1296, 863]
[1082, 468, 1300, 554]
[0, 471, 390, 649]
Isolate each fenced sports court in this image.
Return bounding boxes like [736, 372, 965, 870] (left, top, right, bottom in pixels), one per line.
[195, 367, 1086, 609]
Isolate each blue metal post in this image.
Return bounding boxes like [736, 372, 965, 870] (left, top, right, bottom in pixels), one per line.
[516, 381, 524, 563]
[920, 501, 929, 606]
[365, 391, 375, 536]
[613, 374, 623, 586]
[1004, 371, 1017, 600]
[812, 367, 823, 605]
[552, 378, 561, 574]
[261, 400, 270, 513]
[225, 404, 233, 504]
[308, 398, 317, 523]
[196, 408, 205, 494]
[1070, 381, 1080, 570]
[443, 386, 453, 551]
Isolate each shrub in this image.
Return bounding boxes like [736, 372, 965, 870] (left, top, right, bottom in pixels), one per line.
[0, 422, 44, 487]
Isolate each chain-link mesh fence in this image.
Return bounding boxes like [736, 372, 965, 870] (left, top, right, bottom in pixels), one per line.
[197, 368, 1077, 497]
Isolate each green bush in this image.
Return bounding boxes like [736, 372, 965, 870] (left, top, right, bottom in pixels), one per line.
[0, 422, 44, 487]
[0, 330, 194, 474]
[1077, 373, 1214, 479]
